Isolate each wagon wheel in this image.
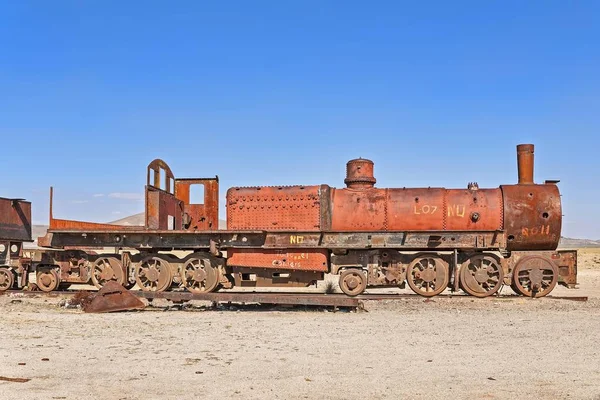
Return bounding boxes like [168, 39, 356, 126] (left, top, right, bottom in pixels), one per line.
[460, 255, 504, 298]
[37, 269, 60, 292]
[135, 256, 173, 292]
[512, 255, 558, 298]
[91, 257, 125, 289]
[339, 269, 367, 296]
[406, 256, 449, 297]
[181, 257, 220, 293]
[0, 267, 14, 291]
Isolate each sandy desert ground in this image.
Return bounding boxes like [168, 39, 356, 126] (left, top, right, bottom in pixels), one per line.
[1, 249, 600, 400]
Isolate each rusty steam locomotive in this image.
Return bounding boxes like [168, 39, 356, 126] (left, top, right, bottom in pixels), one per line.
[0, 144, 577, 298]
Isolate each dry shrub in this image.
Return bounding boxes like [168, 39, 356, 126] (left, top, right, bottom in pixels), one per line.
[69, 291, 95, 308]
[325, 280, 337, 294]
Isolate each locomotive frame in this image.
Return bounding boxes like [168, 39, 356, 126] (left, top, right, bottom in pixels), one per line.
[0, 144, 578, 298]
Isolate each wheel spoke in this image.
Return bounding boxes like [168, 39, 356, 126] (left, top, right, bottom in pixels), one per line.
[181, 256, 218, 294]
[406, 256, 448, 297]
[512, 256, 558, 298]
[460, 255, 503, 298]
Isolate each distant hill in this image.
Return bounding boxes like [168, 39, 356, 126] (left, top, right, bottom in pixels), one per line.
[108, 213, 227, 229]
[31, 225, 49, 244]
[558, 237, 600, 248]
[109, 212, 145, 226]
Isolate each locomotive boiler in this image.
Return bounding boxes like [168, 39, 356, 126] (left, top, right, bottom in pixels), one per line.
[226, 144, 571, 297]
[0, 144, 577, 299]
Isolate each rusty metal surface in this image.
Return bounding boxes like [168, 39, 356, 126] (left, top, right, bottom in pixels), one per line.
[0, 267, 15, 291]
[554, 250, 577, 286]
[321, 231, 505, 249]
[135, 256, 173, 292]
[330, 187, 388, 230]
[83, 281, 146, 313]
[344, 158, 376, 189]
[36, 268, 60, 292]
[511, 254, 558, 297]
[175, 178, 219, 230]
[145, 186, 184, 230]
[405, 255, 449, 297]
[501, 184, 561, 251]
[49, 218, 140, 231]
[339, 269, 367, 296]
[330, 187, 504, 232]
[30, 249, 91, 284]
[228, 248, 328, 271]
[145, 161, 184, 230]
[227, 185, 323, 231]
[91, 256, 124, 288]
[40, 228, 507, 251]
[517, 144, 535, 184]
[40, 230, 266, 249]
[0, 198, 31, 241]
[459, 254, 504, 297]
[507, 250, 576, 288]
[231, 268, 322, 287]
[181, 255, 220, 293]
[444, 189, 503, 231]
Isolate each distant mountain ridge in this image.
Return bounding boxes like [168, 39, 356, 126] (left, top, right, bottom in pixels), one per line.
[558, 237, 600, 248]
[108, 212, 227, 229]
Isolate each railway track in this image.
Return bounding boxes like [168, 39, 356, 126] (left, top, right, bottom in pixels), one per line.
[0, 289, 588, 310]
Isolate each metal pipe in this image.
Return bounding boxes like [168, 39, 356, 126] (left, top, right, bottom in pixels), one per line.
[517, 144, 534, 184]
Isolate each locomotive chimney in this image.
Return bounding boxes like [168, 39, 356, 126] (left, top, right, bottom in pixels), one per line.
[345, 158, 376, 189]
[517, 144, 534, 184]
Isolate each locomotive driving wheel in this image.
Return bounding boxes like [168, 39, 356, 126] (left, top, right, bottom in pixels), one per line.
[0, 267, 14, 291]
[91, 257, 125, 288]
[37, 269, 60, 292]
[181, 257, 220, 293]
[459, 255, 504, 298]
[339, 269, 367, 296]
[406, 255, 449, 297]
[135, 256, 173, 292]
[511, 255, 558, 298]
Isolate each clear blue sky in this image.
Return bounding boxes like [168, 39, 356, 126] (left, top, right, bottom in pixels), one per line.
[1, 1, 598, 238]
